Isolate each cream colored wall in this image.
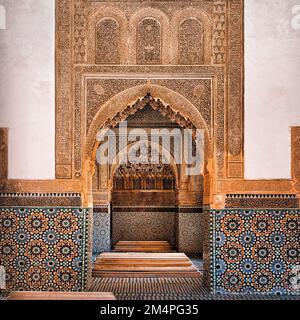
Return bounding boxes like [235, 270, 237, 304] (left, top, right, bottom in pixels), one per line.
[0, 0, 55, 179]
[245, 0, 300, 179]
[0, 0, 299, 180]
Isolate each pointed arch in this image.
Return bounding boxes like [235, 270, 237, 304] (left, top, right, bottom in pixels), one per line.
[85, 84, 212, 164]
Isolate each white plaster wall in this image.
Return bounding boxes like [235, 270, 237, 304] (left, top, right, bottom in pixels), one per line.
[0, 1, 299, 180]
[0, 0, 55, 179]
[245, 0, 300, 179]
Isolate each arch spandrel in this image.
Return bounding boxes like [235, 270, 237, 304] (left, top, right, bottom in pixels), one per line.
[85, 84, 212, 164]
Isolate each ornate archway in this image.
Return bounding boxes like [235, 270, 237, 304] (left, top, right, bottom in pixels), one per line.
[89, 89, 209, 258]
[83, 84, 213, 208]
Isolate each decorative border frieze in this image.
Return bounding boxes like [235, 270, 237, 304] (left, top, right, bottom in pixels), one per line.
[292, 127, 300, 181]
[226, 0, 244, 178]
[0, 193, 82, 207]
[225, 194, 299, 209]
[55, 0, 73, 179]
[0, 128, 8, 180]
[113, 206, 178, 213]
[213, 0, 227, 64]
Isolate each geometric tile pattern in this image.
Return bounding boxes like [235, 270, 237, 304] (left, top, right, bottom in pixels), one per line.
[211, 210, 300, 295]
[93, 207, 111, 254]
[0, 207, 90, 291]
[90, 277, 209, 300]
[112, 210, 176, 247]
[177, 212, 203, 254]
[90, 277, 300, 301]
[0, 291, 10, 300]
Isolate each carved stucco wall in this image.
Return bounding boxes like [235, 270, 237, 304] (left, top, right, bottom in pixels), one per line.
[58, 0, 229, 186]
[0, 0, 299, 204]
[53, 0, 241, 208]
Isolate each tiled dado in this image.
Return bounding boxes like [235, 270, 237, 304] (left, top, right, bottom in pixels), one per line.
[177, 207, 203, 254]
[93, 205, 111, 254]
[112, 208, 177, 247]
[225, 194, 299, 209]
[210, 209, 300, 295]
[0, 207, 90, 291]
[94, 206, 205, 254]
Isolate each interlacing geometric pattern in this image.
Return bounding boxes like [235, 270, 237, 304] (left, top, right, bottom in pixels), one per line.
[0, 208, 90, 291]
[112, 211, 176, 247]
[93, 208, 111, 254]
[90, 277, 209, 300]
[90, 277, 300, 300]
[211, 210, 300, 295]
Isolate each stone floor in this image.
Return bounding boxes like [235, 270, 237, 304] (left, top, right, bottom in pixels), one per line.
[89, 254, 300, 300]
[1, 285, 299, 301]
[89, 277, 300, 300]
[1, 255, 298, 301]
[90, 254, 300, 300]
[90, 277, 209, 300]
